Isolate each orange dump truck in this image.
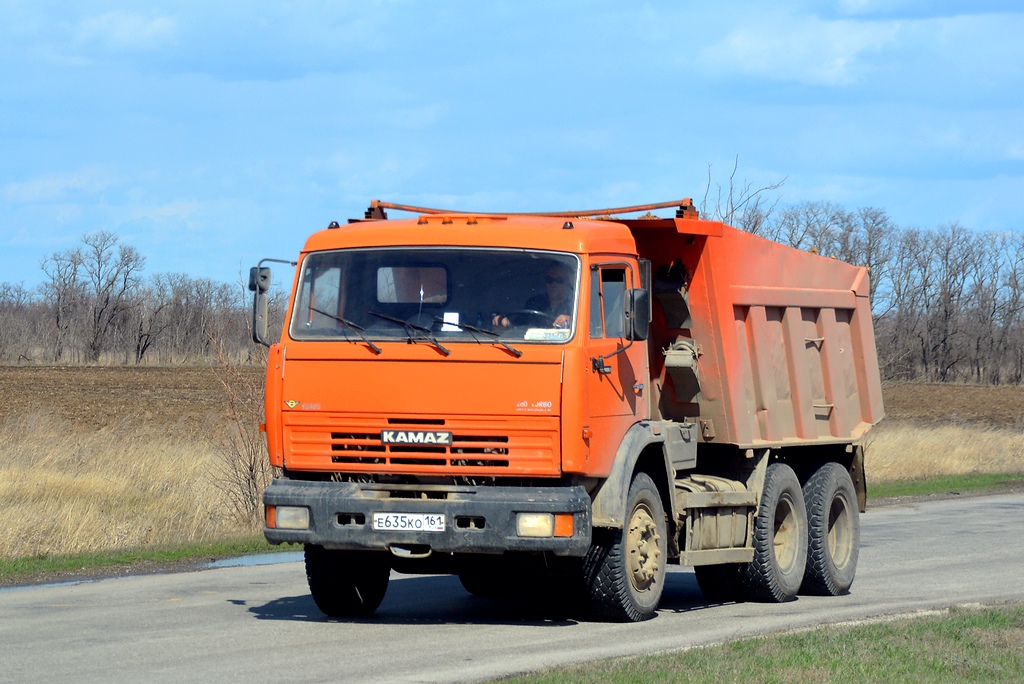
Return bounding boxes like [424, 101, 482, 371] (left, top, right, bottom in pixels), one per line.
[251, 198, 884, 621]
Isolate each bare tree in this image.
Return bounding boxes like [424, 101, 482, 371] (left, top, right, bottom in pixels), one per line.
[209, 336, 272, 525]
[77, 231, 146, 363]
[852, 207, 896, 309]
[1002, 235, 1024, 383]
[700, 156, 785, 233]
[129, 273, 174, 364]
[922, 224, 977, 381]
[0, 283, 39, 363]
[41, 247, 84, 362]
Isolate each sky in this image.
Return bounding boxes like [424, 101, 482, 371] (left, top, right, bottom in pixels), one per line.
[2, 1, 1023, 289]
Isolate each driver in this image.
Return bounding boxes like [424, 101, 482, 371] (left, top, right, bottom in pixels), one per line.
[493, 262, 573, 329]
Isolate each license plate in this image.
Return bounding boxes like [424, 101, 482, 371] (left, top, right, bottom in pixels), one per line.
[372, 513, 446, 532]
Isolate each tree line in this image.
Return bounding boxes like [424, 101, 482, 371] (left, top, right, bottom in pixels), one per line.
[0, 231, 283, 365]
[739, 202, 1024, 385]
[2, 209, 1024, 384]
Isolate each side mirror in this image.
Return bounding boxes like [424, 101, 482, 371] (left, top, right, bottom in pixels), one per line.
[626, 288, 650, 341]
[249, 266, 272, 346]
[249, 266, 272, 294]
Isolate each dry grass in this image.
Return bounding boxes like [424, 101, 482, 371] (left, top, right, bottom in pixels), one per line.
[1, 368, 1022, 558]
[0, 411, 251, 558]
[867, 421, 1024, 483]
[862, 381, 1024, 483]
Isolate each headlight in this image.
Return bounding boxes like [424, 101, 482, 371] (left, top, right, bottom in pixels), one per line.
[272, 506, 310, 530]
[516, 512, 555, 537]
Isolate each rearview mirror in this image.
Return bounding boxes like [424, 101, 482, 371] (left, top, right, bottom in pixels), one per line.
[626, 288, 650, 341]
[249, 266, 272, 294]
[250, 266, 272, 346]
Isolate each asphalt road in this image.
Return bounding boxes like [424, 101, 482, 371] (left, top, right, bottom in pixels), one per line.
[3, 493, 1024, 684]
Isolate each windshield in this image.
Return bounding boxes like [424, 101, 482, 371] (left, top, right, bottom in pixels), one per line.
[289, 248, 580, 345]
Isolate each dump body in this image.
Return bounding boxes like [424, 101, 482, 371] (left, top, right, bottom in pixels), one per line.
[629, 216, 884, 448]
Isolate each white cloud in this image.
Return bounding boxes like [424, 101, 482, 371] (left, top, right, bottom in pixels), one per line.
[76, 11, 177, 51]
[692, 14, 900, 86]
[2, 167, 114, 204]
[833, 0, 908, 15]
[134, 200, 203, 224]
[687, 7, 1024, 94]
[835, 0, 875, 13]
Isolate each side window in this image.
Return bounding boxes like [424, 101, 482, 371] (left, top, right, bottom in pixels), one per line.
[602, 269, 626, 338]
[589, 266, 627, 339]
[590, 268, 603, 339]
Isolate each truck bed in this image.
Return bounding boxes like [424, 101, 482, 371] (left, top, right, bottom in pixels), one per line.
[629, 218, 884, 448]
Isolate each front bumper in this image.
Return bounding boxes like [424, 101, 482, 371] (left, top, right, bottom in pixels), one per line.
[263, 478, 593, 556]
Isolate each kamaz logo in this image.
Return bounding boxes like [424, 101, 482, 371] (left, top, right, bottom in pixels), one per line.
[381, 430, 453, 446]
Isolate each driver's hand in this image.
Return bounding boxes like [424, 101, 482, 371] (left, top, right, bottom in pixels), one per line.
[492, 314, 510, 328]
[553, 314, 570, 329]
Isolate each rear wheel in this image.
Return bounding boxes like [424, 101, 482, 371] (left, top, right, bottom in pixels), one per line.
[582, 472, 667, 622]
[801, 462, 860, 596]
[304, 545, 391, 618]
[741, 463, 808, 602]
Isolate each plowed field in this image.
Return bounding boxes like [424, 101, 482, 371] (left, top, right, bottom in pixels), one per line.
[1, 367, 1020, 430]
[882, 381, 1024, 429]
[0, 366, 264, 434]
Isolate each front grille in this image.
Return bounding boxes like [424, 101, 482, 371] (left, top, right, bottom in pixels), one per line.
[328, 430, 512, 467]
[331, 455, 386, 465]
[286, 414, 559, 476]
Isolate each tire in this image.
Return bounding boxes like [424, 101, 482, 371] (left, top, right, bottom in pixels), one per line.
[740, 463, 808, 603]
[801, 462, 860, 596]
[304, 544, 391, 618]
[582, 472, 668, 622]
[693, 563, 744, 603]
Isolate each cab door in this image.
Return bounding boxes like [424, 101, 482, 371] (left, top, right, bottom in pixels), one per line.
[585, 260, 650, 474]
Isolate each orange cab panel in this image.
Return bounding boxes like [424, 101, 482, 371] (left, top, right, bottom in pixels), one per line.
[280, 358, 563, 477]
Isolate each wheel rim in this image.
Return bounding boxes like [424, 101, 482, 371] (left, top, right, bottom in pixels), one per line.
[627, 503, 663, 592]
[773, 494, 799, 573]
[827, 492, 853, 569]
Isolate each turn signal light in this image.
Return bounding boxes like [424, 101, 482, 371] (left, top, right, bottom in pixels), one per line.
[266, 505, 310, 530]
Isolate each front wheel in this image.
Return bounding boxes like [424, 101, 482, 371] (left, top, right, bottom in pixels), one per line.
[740, 463, 808, 603]
[304, 545, 391, 618]
[801, 462, 860, 596]
[582, 472, 667, 622]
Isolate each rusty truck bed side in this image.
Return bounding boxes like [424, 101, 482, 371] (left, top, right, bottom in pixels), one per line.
[631, 218, 884, 448]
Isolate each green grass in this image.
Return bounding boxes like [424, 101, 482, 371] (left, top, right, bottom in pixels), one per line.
[501, 604, 1024, 683]
[0, 535, 298, 585]
[869, 472, 1024, 500]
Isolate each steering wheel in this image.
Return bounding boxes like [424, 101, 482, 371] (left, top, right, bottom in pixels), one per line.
[504, 309, 552, 327]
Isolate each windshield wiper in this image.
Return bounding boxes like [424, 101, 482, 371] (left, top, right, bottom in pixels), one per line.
[432, 317, 522, 358]
[367, 310, 451, 357]
[308, 307, 382, 355]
